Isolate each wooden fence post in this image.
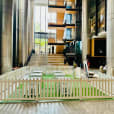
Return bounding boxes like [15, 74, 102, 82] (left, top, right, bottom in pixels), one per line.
[80, 78, 82, 100]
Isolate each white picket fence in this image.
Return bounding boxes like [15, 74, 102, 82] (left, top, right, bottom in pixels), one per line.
[0, 66, 114, 101]
[0, 78, 114, 101]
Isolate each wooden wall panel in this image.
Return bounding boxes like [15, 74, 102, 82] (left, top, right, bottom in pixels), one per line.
[57, 13, 64, 24]
[48, 38, 55, 43]
[56, 30, 64, 41]
[56, 45, 64, 54]
[56, 0, 64, 6]
[88, 39, 91, 55]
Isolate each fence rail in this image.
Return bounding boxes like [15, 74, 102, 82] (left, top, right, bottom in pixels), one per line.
[0, 78, 114, 101]
[0, 66, 114, 101]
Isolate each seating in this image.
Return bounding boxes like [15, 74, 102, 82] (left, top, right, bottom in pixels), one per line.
[32, 70, 43, 73]
[83, 61, 95, 78]
[30, 73, 42, 77]
[53, 71, 65, 77]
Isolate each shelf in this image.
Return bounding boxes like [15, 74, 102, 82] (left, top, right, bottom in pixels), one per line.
[48, 6, 66, 13]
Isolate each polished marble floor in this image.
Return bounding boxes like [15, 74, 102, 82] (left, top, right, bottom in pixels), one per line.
[0, 100, 114, 114]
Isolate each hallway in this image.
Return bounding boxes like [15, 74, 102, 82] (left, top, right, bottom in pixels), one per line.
[48, 54, 67, 66]
[28, 54, 48, 66]
[28, 54, 67, 66]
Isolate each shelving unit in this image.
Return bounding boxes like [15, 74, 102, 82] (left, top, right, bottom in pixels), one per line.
[48, 0, 82, 65]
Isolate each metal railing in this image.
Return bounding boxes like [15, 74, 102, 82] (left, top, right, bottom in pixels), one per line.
[48, 33, 56, 39]
[48, 18, 76, 25]
[34, 32, 48, 39]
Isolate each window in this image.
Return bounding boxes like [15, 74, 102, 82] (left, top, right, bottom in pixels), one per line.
[48, 13, 56, 23]
[34, 6, 48, 32]
[64, 14, 72, 24]
[48, 29, 56, 39]
[64, 28, 72, 39]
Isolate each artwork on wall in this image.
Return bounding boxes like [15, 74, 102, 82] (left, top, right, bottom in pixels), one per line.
[88, 0, 106, 36]
[89, 16, 96, 35]
[98, 7, 105, 33]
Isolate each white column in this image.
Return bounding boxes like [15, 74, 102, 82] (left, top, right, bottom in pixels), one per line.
[0, 0, 3, 73]
[19, 0, 29, 66]
[107, 0, 114, 75]
[1, 0, 13, 73]
[18, 0, 25, 66]
[82, 0, 88, 61]
[23, 0, 29, 65]
[27, 0, 34, 56]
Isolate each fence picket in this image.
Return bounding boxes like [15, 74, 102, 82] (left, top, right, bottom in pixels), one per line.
[99, 80, 100, 96]
[4, 80, 6, 100]
[54, 80, 55, 98]
[18, 80, 20, 98]
[57, 80, 58, 98]
[36, 80, 38, 99]
[73, 80, 75, 98]
[111, 79, 112, 96]
[64, 80, 65, 98]
[50, 80, 52, 97]
[11, 80, 13, 98]
[96, 79, 97, 96]
[93, 80, 94, 96]
[15, 80, 17, 98]
[1, 81, 2, 100]
[86, 79, 88, 97]
[8, 80, 10, 99]
[90, 80, 91, 97]
[0, 78, 114, 101]
[29, 80, 31, 99]
[108, 79, 110, 96]
[83, 80, 85, 97]
[105, 79, 106, 96]
[43, 80, 45, 98]
[76, 80, 78, 97]
[47, 80, 49, 98]
[70, 80, 72, 98]
[102, 79, 104, 96]
[33, 79, 35, 99]
[40, 80, 42, 98]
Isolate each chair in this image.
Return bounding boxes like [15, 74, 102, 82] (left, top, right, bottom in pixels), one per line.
[83, 60, 95, 78]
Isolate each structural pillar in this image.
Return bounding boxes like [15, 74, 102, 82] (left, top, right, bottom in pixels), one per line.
[82, 0, 88, 61]
[0, 0, 3, 74]
[107, 0, 114, 75]
[19, 0, 28, 66]
[1, 0, 13, 73]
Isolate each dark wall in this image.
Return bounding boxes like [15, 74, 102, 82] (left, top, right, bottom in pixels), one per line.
[0, 0, 3, 74]
[13, 0, 19, 67]
[76, 0, 82, 41]
[13, 0, 17, 67]
[94, 39, 106, 56]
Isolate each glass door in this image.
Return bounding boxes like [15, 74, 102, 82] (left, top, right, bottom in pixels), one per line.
[34, 33, 48, 55]
[40, 38, 48, 55]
